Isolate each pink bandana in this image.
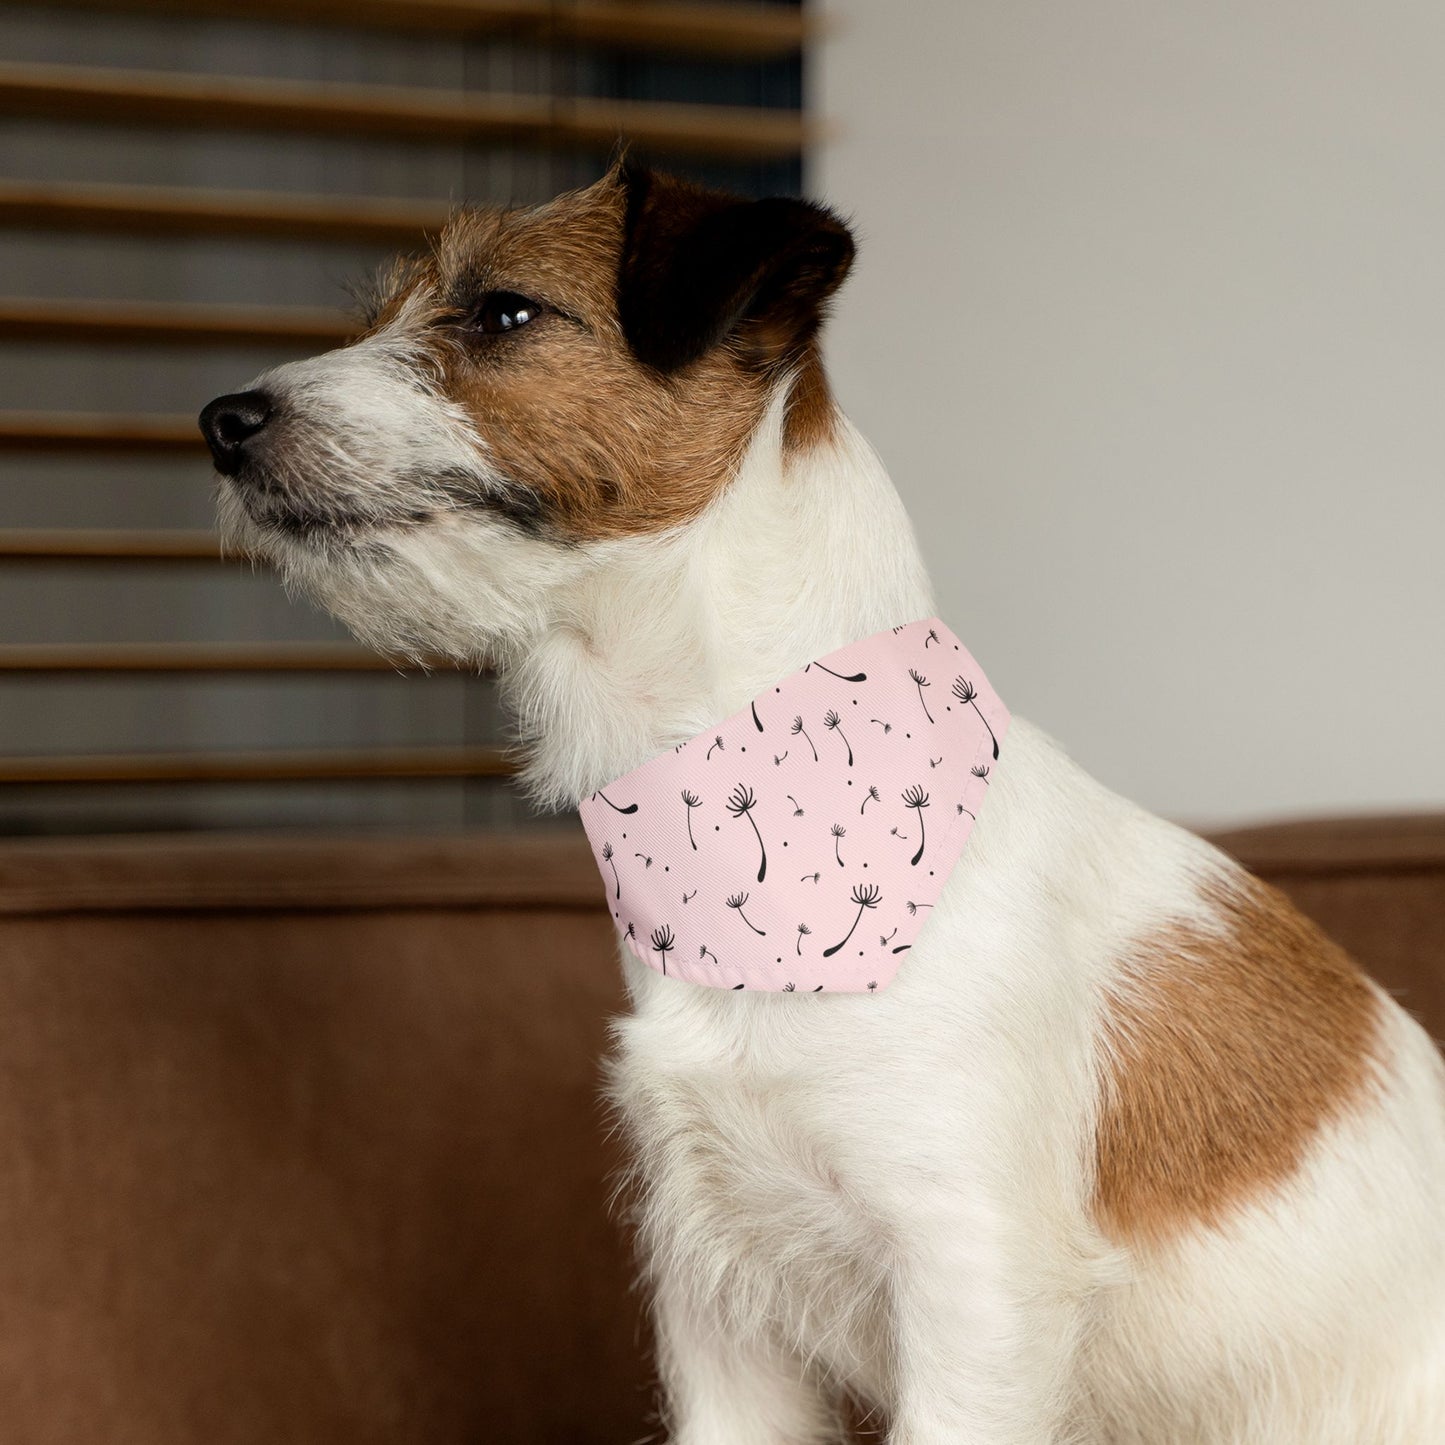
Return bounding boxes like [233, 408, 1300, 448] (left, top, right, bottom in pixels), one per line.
[578, 619, 1008, 993]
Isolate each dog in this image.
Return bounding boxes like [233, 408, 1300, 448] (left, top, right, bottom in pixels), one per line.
[200, 162, 1445, 1443]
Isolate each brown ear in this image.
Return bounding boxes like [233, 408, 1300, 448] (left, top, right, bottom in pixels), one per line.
[616, 163, 855, 374]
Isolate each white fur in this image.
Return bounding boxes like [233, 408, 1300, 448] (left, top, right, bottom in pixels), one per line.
[221, 347, 1445, 1443]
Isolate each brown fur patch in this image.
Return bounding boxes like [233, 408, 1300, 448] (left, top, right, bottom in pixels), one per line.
[1094, 871, 1382, 1246]
[782, 343, 840, 457]
[365, 177, 782, 541]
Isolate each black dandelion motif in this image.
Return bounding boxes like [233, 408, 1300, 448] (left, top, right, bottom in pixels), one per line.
[924, 628, 940, 648]
[752, 700, 764, 732]
[902, 784, 930, 865]
[601, 842, 621, 899]
[650, 925, 675, 975]
[681, 789, 702, 849]
[952, 677, 999, 759]
[796, 923, 811, 954]
[788, 794, 804, 816]
[706, 735, 725, 761]
[791, 716, 818, 761]
[824, 883, 882, 957]
[906, 901, 934, 916]
[957, 803, 976, 819]
[971, 764, 990, 784]
[783, 982, 797, 991]
[726, 783, 767, 882]
[700, 945, 718, 965]
[726, 892, 766, 935]
[861, 785, 880, 814]
[909, 669, 934, 724]
[830, 823, 847, 866]
[870, 718, 893, 734]
[807, 660, 868, 683]
[822, 709, 853, 766]
[594, 789, 637, 815]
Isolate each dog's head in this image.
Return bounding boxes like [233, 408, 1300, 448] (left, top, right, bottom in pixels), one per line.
[200, 163, 854, 662]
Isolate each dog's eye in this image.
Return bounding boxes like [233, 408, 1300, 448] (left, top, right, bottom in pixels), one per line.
[471, 291, 543, 335]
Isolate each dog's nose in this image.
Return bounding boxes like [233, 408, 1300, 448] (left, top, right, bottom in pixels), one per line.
[199, 390, 273, 475]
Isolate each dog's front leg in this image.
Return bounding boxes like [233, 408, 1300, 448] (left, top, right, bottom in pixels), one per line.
[653, 1276, 841, 1445]
[885, 1203, 1091, 1445]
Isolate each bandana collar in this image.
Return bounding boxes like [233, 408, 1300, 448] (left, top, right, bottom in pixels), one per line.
[578, 619, 1007, 993]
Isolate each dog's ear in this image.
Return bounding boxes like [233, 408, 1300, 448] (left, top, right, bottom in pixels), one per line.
[616, 162, 855, 374]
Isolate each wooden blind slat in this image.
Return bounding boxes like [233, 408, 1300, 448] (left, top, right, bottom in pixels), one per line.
[29, 0, 810, 59]
[0, 297, 353, 348]
[0, 62, 813, 161]
[0, 745, 513, 784]
[0, 529, 221, 561]
[0, 413, 203, 452]
[0, 180, 448, 245]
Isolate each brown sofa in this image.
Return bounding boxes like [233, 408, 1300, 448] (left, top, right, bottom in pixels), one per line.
[0, 816, 1440, 1443]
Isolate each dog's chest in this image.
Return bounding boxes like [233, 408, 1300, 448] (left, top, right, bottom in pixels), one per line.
[611, 1003, 894, 1387]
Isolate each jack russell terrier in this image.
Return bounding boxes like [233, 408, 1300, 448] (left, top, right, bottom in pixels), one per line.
[200, 162, 1445, 1444]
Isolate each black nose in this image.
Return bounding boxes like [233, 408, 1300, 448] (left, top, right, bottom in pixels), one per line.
[199, 390, 273, 475]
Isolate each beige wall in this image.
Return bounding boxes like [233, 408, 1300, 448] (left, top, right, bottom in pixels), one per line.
[813, 0, 1444, 826]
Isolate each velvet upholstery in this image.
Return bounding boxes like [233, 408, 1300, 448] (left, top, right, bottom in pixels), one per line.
[0, 817, 1439, 1442]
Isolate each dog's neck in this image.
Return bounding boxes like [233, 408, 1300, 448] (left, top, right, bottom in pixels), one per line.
[505, 388, 936, 811]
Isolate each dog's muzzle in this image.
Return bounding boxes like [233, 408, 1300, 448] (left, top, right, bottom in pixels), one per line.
[199, 390, 274, 477]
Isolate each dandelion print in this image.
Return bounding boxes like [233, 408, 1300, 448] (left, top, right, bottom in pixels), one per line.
[925, 628, 940, 648]
[593, 789, 637, 815]
[788, 794, 804, 815]
[625, 921, 636, 940]
[801, 872, 820, 884]
[971, 764, 990, 784]
[682, 890, 697, 904]
[906, 901, 933, 917]
[822, 709, 853, 766]
[861, 785, 881, 814]
[601, 842, 621, 899]
[929, 756, 943, 769]
[726, 783, 767, 882]
[700, 945, 718, 965]
[909, 669, 934, 724]
[871, 719, 892, 734]
[783, 982, 796, 992]
[706, 735, 724, 761]
[952, 677, 999, 758]
[681, 789, 702, 849]
[773, 752, 788, 766]
[791, 716, 818, 762]
[867, 981, 878, 993]
[958, 804, 976, 819]
[634, 853, 652, 868]
[752, 701, 764, 732]
[807, 660, 868, 683]
[726, 892, 766, 935]
[824, 883, 882, 957]
[650, 924, 675, 975]
[881, 928, 897, 945]
[831, 823, 847, 866]
[902, 785, 930, 865]
[796, 923, 811, 954]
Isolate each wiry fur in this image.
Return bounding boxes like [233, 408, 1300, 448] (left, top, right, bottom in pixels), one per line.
[207, 170, 1445, 1443]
